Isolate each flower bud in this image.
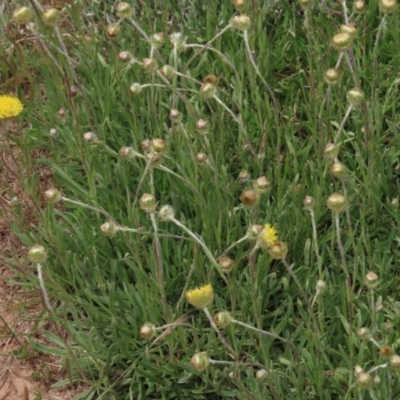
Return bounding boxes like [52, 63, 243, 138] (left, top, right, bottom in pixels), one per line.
[49, 128, 57, 136]
[214, 311, 232, 328]
[331, 162, 347, 178]
[158, 205, 175, 221]
[12, 7, 34, 25]
[331, 32, 353, 51]
[357, 372, 373, 390]
[356, 327, 371, 340]
[106, 23, 121, 38]
[218, 257, 235, 273]
[169, 109, 182, 123]
[58, 108, 67, 117]
[253, 176, 271, 193]
[140, 322, 157, 339]
[267, 241, 288, 260]
[364, 271, 379, 289]
[195, 152, 208, 165]
[129, 83, 143, 95]
[141, 139, 152, 152]
[100, 221, 118, 237]
[190, 352, 209, 372]
[28, 244, 47, 264]
[151, 138, 167, 154]
[374, 376, 381, 384]
[354, 365, 364, 377]
[303, 195, 315, 211]
[186, 284, 214, 308]
[379, 0, 398, 13]
[42, 8, 62, 26]
[247, 224, 263, 240]
[326, 193, 347, 213]
[159, 65, 175, 80]
[380, 345, 394, 359]
[324, 68, 341, 86]
[233, 0, 247, 12]
[324, 143, 340, 160]
[255, 369, 269, 381]
[316, 280, 326, 294]
[83, 131, 98, 144]
[119, 147, 137, 159]
[44, 188, 62, 204]
[390, 355, 400, 370]
[68, 86, 78, 98]
[230, 15, 251, 31]
[238, 169, 250, 183]
[353, 0, 366, 13]
[200, 82, 217, 99]
[139, 193, 157, 213]
[347, 88, 365, 106]
[119, 51, 132, 62]
[9, 196, 20, 207]
[340, 24, 357, 39]
[240, 189, 259, 207]
[115, 2, 133, 18]
[170, 32, 184, 46]
[151, 32, 165, 49]
[391, 197, 399, 209]
[195, 119, 209, 135]
[142, 58, 158, 73]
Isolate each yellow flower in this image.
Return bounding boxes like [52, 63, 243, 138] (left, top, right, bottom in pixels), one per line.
[0, 95, 23, 119]
[185, 284, 214, 309]
[257, 223, 278, 248]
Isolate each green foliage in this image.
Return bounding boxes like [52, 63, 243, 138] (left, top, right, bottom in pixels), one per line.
[2, 0, 400, 398]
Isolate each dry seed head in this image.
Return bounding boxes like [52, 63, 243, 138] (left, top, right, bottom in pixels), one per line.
[390, 355, 400, 370]
[268, 241, 288, 260]
[195, 119, 209, 135]
[253, 176, 271, 193]
[159, 65, 175, 80]
[12, 7, 34, 24]
[364, 271, 379, 289]
[115, 2, 133, 18]
[324, 143, 340, 160]
[331, 32, 354, 51]
[240, 189, 259, 207]
[353, 0, 366, 12]
[151, 32, 165, 49]
[233, 0, 247, 12]
[326, 193, 347, 213]
[218, 256, 235, 273]
[44, 188, 62, 204]
[214, 311, 233, 328]
[347, 88, 365, 106]
[169, 109, 182, 123]
[200, 82, 217, 99]
[255, 369, 269, 381]
[380, 345, 394, 359]
[142, 58, 158, 73]
[100, 221, 118, 237]
[140, 322, 157, 339]
[42, 8, 62, 26]
[28, 244, 47, 264]
[379, 0, 398, 13]
[331, 162, 347, 178]
[324, 68, 341, 86]
[190, 352, 209, 372]
[129, 83, 143, 95]
[230, 15, 251, 30]
[139, 193, 157, 213]
[151, 138, 167, 154]
[356, 327, 372, 340]
[119, 51, 132, 62]
[357, 372, 373, 390]
[158, 205, 175, 221]
[303, 195, 315, 211]
[106, 23, 121, 38]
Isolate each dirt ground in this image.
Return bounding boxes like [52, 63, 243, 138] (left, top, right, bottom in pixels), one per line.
[0, 122, 86, 399]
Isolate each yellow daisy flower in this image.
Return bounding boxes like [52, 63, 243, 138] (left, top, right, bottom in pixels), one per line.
[185, 284, 214, 309]
[257, 223, 278, 249]
[0, 95, 24, 119]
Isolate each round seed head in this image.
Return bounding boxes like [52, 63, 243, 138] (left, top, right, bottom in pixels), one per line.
[331, 32, 353, 51]
[347, 87, 365, 106]
[140, 322, 156, 339]
[12, 7, 34, 24]
[267, 241, 288, 260]
[331, 162, 347, 178]
[326, 193, 347, 213]
[353, 0, 366, 12]
[238, 169, 250, 183]
[356, 327, 371, 340]
[233, 0, 247, 12]
[100, 221, 118, 237]
[119, 51, 132, 62]
[159, 65, 175, 80]
[253, 176, 271, 193]
[230, 15, 251, 30]
[42, 8, 61, 26]
[151, 32, 165, 48]
[129, 83, 143, 95]
[115, 2, 133, 18]
[379, 0, 398, 13]
[357, 372, 373, 390]
[190, 352, 209, 372]
[390, 355, 400, 370]
[255, 369, 269, 381]
[151, 138, 167, 154]
[195, 119, 209, 135]
[380, 345, 394, 359]
[106, 23, 121, 38]
[139, 193, 157, 213]
[158, 205, 175, 221]
[170, 32, 184, 46]
[364, 271, 379, 289]
[28, 244, 47, 264]
[340, 23, 357, 39]
[44, 188, 62, 204]
[142, 58, 158, 73]
[240, 189, 259, 207]
[303, 195, 315, 211]
[214, 311, 232, 328]
[218, 256, 235, 273]
[169, 109, 182, 123]
[324, 143, 340, 160]
[324, 68, 341, 86]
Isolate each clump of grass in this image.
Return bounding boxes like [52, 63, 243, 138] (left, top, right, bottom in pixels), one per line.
[2, 0, 400, 398]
